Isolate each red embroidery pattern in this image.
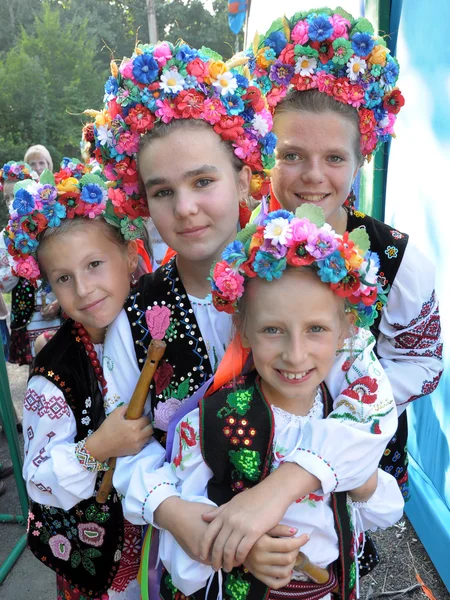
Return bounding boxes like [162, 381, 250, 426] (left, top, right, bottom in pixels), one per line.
[223, 415, 257, 448]
[407, 374, 442, 403]
[392, 291, 437, 331]
[393, 305, 441, 351]
[110, 521, 141, 593]
[341, 376, 378, 404]
[24, 389, 70, 420]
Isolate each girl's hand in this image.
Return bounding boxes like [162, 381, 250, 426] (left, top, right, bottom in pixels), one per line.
[155, 497, 213, 564]
[349, 470, 378, 503]
[200, 463, 319, 572]
[85, 405, 153, 462]
[244, 526, 309, 589]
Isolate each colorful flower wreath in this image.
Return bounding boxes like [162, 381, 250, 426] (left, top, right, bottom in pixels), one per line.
[0, 161, 38, 191]
[211, 205, 386, 328]
[3, 164, 141, 285]
[87, 39, 276, 229]
[245, 7, 404, 158]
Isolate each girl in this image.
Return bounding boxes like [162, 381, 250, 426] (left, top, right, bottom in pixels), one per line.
[158, 208, 405, 599]
[92, 40, 396, 587]
[245, 7, 443, 500]
[4, 168, 157, 599]
[24, 143, 53, 175]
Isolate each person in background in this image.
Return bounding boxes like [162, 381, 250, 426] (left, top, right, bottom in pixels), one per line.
[24, 144, 53, 176]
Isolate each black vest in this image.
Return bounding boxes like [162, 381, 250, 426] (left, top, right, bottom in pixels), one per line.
[160, 373, 356, 600]
[27, 320, 124, 597]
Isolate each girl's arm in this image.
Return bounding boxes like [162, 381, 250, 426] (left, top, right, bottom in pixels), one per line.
[24, 376, 152, 511]
[0, 240, 19, 293]
[376, 242, 443, 414]
[201, 329, 397, 570]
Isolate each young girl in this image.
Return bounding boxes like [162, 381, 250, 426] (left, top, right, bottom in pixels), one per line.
[158, 209, 404, 599]
[4, 168, 157, 599]
[91, 40, 397, 588]
[244, 7, 443, 501]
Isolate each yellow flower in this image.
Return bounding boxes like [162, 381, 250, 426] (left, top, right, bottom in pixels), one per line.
[345, 252, 364, 270]
[368, 45, 388, 67]
[57, 178, 79, 194]
[256, 47, 272, 69]
[353, 210, 366, 218]
[250, 174, 264, 195]
[206, 60, 227, 83]
[110, 60, 119, 78]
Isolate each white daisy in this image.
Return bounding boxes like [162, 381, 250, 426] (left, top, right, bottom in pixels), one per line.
[346, 56, 367, 81]
[294, 55, 317, 76]
[212, 71, 238, 96]
[252, 113, 270, 136]
[264, 218, 292, 246]
[160, 68, 185, 93]
[97, 125, 114, 147]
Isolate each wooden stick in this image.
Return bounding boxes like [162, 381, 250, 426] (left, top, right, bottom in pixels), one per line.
[96, 339, 166, 503]
[295, 551, 331, 584]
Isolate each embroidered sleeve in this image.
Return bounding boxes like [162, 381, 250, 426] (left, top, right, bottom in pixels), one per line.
[23, 376, 98, 510]
[0, 237, 19, 293]
[74, 437, 110, 472]
[376, 242, 443, 413]
[286, 329, 397, 494]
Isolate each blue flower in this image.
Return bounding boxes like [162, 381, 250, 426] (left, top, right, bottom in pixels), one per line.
[224, 93, 245, 116]
[307, 14, 333, 42]
[263, 48, 276, 62]
[222, 240, 246, 264]
[373, 106, 387, 123]
[104, 76, 118, 101]
[140, 88, 157, 111]
[264, 209, 293, 224]
[60, 157, 71, 169]
[81, 183, 105, 205]
[253, 251, 286, 282]
[317, 251, 347, 283]
[132, 54, 159, 84]
[13, 188, 35, 215]
[351, 33, 375, 57]
[264, 31, 288, 55]
[43, 202, 66, 227]
[364, 82, 384, 109]
[176, 44, 198, 62]
[235, 74, 249, 90]
[183, 75, 198, 89]
[14, 232, 38, 254]
[258, 76, 272, 94]
[382, 59, 399, 86]
[261, 132, 277, 154]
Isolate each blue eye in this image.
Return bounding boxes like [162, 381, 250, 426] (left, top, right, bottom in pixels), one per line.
[283, 153, 300, 162]
[310, 325, 325, 333]
[263, 326, 280, 334]
[196, 178, 213, 188]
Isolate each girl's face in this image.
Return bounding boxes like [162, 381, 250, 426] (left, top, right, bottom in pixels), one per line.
[271, 111, 360, 231]
[28, 153, 49, 176]
[3, 181, 15, 208]
[38, 221, 138, 342]
[241, 269, 347, 414]
[139, 126, 251, 268]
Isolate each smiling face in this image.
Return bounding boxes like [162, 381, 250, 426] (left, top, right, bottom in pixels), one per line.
[240, 268, 348, 415]
[271, 110, 361, 233]
[38, 220, 137, 342]
[139, 124, 251, 271]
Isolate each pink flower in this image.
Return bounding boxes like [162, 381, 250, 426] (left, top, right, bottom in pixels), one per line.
[153, 398, 182, 432]
[266, 86, 287, 108]
[315, 71, 336, 93]
[35, 521, 43, 528]
[348, 84, 365, 108]
[15, 256, 40, 280]
[145, 304, 171, 339]
[233, 137, 258, 160]
[329, 15, 351, 41]
[213, 263, 244, 301]
[108, 187, 127, 210]
[290, 218, 318, 243]
[49, 534, 72, 560]
[380, 112, 396, 135]
[153, 42, 172, 66]
[202, 98, 226, 124]
[32, 530, 40, 536]
[123, 180, 140, 195]
[119, 59, 134, 80]
[78, 523, 105, 547]
[85, 203, 105, 219]
[291, 20, 309, 45]
[115, 130, 140, 155]
[155, 98, 179, 123]
[360, 130, 378, 155]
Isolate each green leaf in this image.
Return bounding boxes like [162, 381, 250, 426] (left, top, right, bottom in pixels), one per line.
[82, 555, 96, 576]
[352, 17, 374, 35]
[236, 223, 257, 245]
[348, 228, 370, 255]
[333, 6, 355, 23]
[39, 169, 55, 186]
[175, 378, 190, 400]
[79, 173, 106, 187]
[84, 548, 102, 558]
[294, 204, 325, 227]
[198, 46, 222, 61]
[13, 180, 35, 192]
[71, 551, 81, 569]
[103, 212, 121, 229]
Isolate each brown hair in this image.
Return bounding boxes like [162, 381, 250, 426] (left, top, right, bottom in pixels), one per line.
[275, 89, 364, 166]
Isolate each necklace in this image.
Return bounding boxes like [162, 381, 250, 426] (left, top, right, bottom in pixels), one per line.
[72, 321, 108, 397]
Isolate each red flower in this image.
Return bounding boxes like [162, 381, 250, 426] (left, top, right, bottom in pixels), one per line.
[311, 40, 334, 64]
[186, 57, 210, 82]
[58, 192, 81, 218]
[214, 116, 245, 141]
[20, 213, 48, 237]
[330, 273, 360, 297]
[175, 89, 205, 119]
[212, 290, 235, 314]
[279, 43, 296, 66]
[54, 168, 73, 184]
[125, 104, 155, 134]
[293, 75, 316, 91]
[107, 98, 122, 119]
[359, 108, 377, 134]
[242, 86, 265, 112]
[154, 361, 174, 395]
[114, 157, 138, 183]
[173, 452, 182, 468]
[83, 123, 95, 142]
[336, 231, 356, 260]
[383, 89, 405, 114]
[342, 376, 378, 404]
[332, 78, 351, 104]
[180, 421, 196, 447]
[286, 242, 315, 267]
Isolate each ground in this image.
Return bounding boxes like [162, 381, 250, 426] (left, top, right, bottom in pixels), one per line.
[1, 360, 449, 599]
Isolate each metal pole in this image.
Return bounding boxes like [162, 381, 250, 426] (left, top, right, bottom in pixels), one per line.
[146, 0, 158, 44]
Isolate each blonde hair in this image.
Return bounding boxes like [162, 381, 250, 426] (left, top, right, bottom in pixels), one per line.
[24, 144, 54, 172]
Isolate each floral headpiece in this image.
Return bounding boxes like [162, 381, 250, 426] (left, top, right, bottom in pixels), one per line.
[87, 39, 276, 227]
[0, 161, 38, 191]
[246, 7, 404, 158]
[3, 163, 141, 285]
[211, 205, 386, 328]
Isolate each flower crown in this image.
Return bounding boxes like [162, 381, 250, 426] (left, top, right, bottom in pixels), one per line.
[3, 163, 141, 284]
[211, 204, 386, 328]
[86, 39, 276, 228]
[0, 161, 38, 191]
[245, 7, 404, 158]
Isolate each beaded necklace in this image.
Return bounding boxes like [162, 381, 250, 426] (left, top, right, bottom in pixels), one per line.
[72, 321, 108, 397]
